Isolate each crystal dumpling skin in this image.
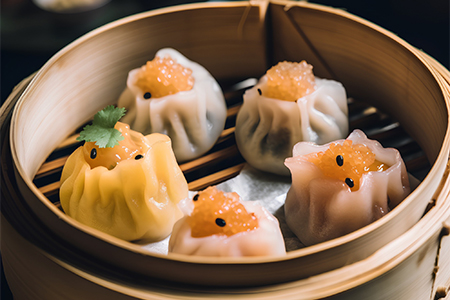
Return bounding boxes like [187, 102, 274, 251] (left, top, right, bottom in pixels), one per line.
[169, 187, 286, 257]
[284, 129, 411, 246]
[118, 48, 227, 163]
[235, 61, 348, 175]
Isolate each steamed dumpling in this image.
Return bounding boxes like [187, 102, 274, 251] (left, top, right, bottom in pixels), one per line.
[284, 129, 411, 246]
[118, 48, 227, 162]
[60, 107, 188, 241]
[235, 61, 348, 175]
[169, 186, 286, 257]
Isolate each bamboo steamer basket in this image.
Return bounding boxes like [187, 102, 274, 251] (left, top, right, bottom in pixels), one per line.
[3, 1, 450, 299]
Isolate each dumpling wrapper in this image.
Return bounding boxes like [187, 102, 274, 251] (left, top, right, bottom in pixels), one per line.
[169, 199, 286, 257]
[284, 129, 411, 246]
[235, 76, 348, 175]
[60, 132, 188, 241]
[118, 48, 227, 162]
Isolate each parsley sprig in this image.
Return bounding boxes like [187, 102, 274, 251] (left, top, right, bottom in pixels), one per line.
[77, 106, 126, 148]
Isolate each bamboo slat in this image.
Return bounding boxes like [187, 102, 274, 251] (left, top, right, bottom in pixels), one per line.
[34, 93, 428, 201]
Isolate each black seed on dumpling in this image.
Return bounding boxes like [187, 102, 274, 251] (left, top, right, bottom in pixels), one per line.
[336, 155, 344, 166]
[143, 92, 152, 99]
[345, 178, 354, 188]
[135, 154, 144, 160]
[193, 194, 199, 201]
[257, 88, 262, 96]
[90, 148, 97, 159]
[215, 218, 226, 227]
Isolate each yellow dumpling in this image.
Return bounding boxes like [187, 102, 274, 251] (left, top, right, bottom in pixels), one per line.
[60, 129, 188, 241]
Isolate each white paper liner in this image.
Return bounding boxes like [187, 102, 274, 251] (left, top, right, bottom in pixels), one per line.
[138, 164, 303, 254]
[138, 164, 419, 255]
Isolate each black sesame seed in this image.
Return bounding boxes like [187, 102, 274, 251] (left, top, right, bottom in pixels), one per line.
[336, 155, 344, 167]
[135, 154, 144, 160]
[345, 178, 354, 188]
[143, 92, 152, 99]
[90, 148, 97, 159]
[215, 218, 226, 227]
[193, 194, 199, 201]
[257, 88, 262, 96]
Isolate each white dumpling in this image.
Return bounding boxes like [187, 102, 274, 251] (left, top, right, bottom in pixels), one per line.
[284, 129, 411, 246]
[118, 48, 227, 162]
[168, 187, 286, 257]
[235, 62, 348, 175]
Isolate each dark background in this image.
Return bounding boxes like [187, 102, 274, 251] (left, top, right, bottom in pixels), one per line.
[1, 0, 448, 298]
[1, 0, 449, 104]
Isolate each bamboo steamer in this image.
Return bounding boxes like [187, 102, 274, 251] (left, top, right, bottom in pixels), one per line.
[3, 1, 450, 299]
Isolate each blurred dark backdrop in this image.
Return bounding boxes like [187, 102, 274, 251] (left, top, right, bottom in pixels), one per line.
[1, 0, 448, 299]
[1, 0, 449, 104]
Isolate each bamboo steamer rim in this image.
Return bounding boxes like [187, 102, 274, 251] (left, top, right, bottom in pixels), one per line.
[9, 0, 450, 262]
[4, 65, 450, 300]
[8, 0, 450, 287]
[18, 114, 450, 298]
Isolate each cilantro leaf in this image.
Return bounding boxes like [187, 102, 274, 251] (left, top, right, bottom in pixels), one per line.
[77, 106, 126, 148]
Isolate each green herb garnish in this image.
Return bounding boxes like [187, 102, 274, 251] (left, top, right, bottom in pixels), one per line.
[77, 106, 126, 148]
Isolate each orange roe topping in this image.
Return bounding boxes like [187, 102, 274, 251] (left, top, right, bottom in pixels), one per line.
[264, 61, 316, 101]
[135, 55, 194, 98]
[82, 122, 144, 170]
[188, 186, 259, 238]
[305, 140, 389, 191]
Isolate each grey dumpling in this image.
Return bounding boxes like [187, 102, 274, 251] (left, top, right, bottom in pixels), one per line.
[235, 70, 348, 176]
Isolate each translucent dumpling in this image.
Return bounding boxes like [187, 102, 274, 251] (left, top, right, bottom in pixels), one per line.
[284, 129, 411, 246]
[169, 186, 286, 257]
[118, 48, 227, 163]
[235, 61, 348, 175]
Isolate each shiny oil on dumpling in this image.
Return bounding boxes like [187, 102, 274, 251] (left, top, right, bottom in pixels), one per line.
[60, 107, 188, 241]
[284, 129, 411, 246]
[235, 61, 348, 175]
[117, 48, 227, 163]
[169, 186, 286, 257]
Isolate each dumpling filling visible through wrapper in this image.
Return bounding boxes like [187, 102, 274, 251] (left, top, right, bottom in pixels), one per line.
[284, 129, 411, 246]
[235, 61, 348, 176]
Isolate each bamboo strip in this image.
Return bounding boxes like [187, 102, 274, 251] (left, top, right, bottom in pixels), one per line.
[226, 104, 241, 118]
[179, 145, 239, 173]
[39, 182, 60, 197]
[218, 127, 235, 140]
[188, 163, 245, 191]
[35, 156, 68, 179]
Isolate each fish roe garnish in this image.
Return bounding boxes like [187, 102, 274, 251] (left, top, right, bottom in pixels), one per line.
[264, 61, 316, 101]
[83, 122, 143, 170]
[305, 140, 389, 191]
[188, 186, 259, 238]
[135, 55, 194, 98]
